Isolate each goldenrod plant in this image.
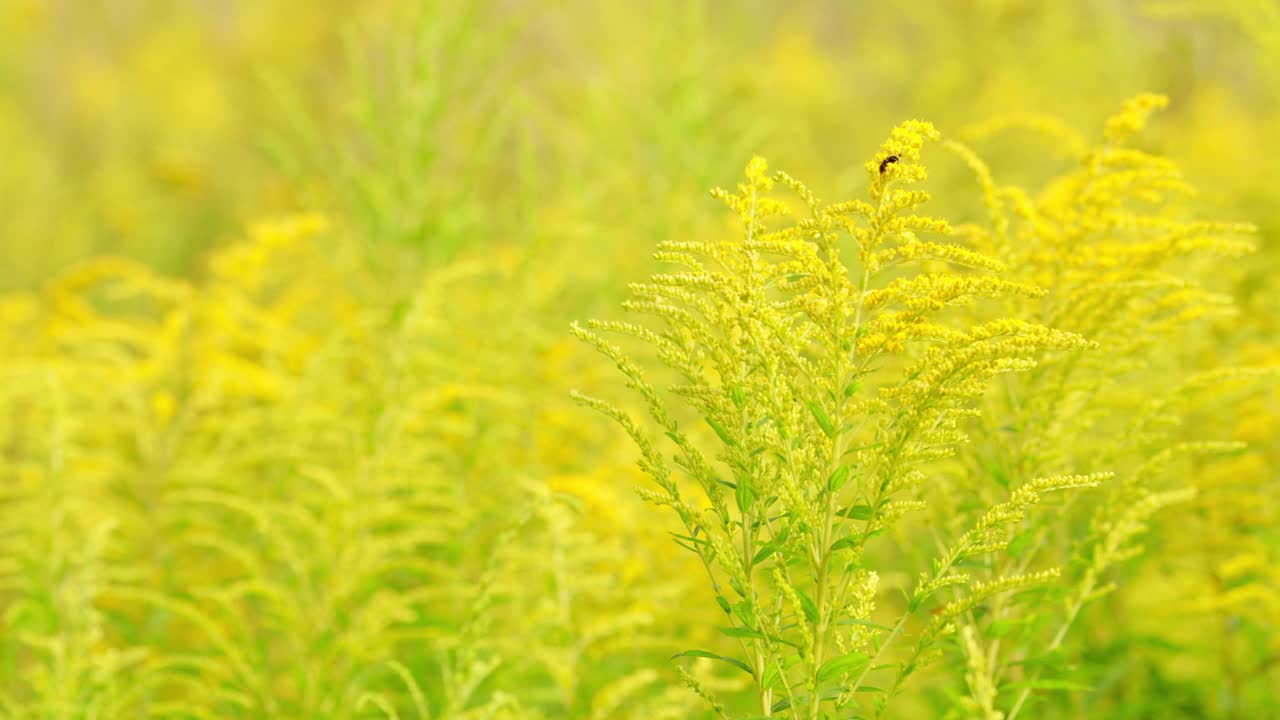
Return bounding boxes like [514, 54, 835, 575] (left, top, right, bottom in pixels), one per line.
[575, 127, 1114, 718]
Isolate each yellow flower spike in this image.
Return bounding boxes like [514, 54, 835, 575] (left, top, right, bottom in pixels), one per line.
[960, 111, 1091, 160]
[866, 119, 940, 200]
[1103, 92, 1169, 146]
[744, 155, 773, 189]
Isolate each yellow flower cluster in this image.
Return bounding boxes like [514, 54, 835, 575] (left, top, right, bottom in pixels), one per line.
[576, 119, 1127, 719]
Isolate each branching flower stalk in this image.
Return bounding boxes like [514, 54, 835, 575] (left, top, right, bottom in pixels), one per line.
[575, 122, 1099, 719]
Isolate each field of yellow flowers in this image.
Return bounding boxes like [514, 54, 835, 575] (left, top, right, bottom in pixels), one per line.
[2, 2, 1278, 718]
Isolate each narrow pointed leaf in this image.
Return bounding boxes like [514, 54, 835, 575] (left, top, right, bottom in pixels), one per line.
[807, 401, 836, 438]
[736, 476, 755, 512]
[706, 417, 738, 446]
[817, 652, 870, 683]
[672, 650, 753, 676]
[719, 626, 766, 641]
[827, 465, 850, 492]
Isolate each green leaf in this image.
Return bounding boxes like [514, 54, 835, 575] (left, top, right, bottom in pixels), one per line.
[729, 385, 747, 407]
[807, 401, 836, 438]
[671, 650, 753, 676]
[669, 536, 701, 554]
[715, 595, 732, 615]
[736, 476, 755, 512]
[837, 618, 893, 632]
[796, 589, 819, 624]
[706, 417, 738, 446]
[829, 536, 859, 554]
[771, 686, 847, 713]
[668, 531, 711, 547]
[817, 652, 870, 683]
[719, 626, 766, 641]
[762, 653, 801, 690]
[752, 541, 781, 566]
[837, 504, 873, 520]
[827, 465, 850, 492]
